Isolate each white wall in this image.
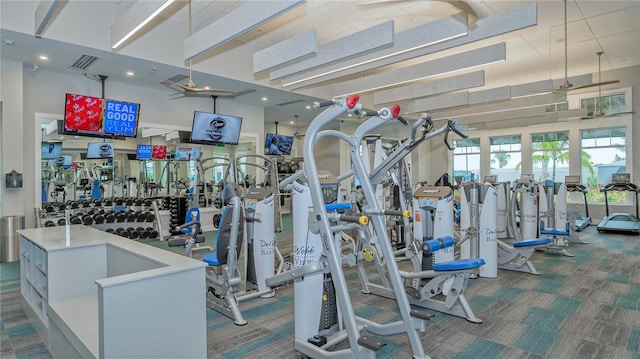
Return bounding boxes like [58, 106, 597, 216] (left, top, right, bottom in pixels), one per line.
[1, 59, 25, 217]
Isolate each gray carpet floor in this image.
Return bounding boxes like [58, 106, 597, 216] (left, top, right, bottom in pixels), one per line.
[1, 220, 639, 358]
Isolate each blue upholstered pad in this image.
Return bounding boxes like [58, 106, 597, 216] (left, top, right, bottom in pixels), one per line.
[433, 258, 485, 271]
[513, 237, 552, 247]
[540, 228, 570, 236]
[203, 252, 221, 266]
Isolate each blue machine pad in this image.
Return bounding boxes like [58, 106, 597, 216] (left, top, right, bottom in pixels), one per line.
[433, 258, 485, 271]
[513, 237, 552, 247]
[203, 252, 221, 266]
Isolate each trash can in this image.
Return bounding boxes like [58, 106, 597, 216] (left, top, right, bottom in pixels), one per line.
[1, 215, 24, 262]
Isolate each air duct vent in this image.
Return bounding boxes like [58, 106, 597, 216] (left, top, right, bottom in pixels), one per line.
[69, 54, 99, 71]
[276, 99, 305, 107]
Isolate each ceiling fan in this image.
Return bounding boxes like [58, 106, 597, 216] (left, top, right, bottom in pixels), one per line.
[162, 0, 236, 98]
[543, 0, 620, 94]
[581, 51, 633, 119]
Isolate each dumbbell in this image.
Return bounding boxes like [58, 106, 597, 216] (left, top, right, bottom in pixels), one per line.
[115, 228, 129, 238]
[146, 227, 159, 239]
[86, 209, 96, 216]
[57, 203, 67, 211]
[126, 227, 140, 239]
[81, 200, 91, 208]
[125, 198, 134, 206]
[115, 212, 127, 222]
[137, 227, 149, 238]
[213, 214, 221, 229]
[82, 214, 94, 225]
[115, 198, 125, 205]
[126, 211, 138, 222]
[68, 201, 79, 209]
[94, 213, 105, 224]
[105, 213, 116, 223]
[105, 228, 115, 234]
[134, 211, 146, 222]
[56, 218, 66, 226]
[145, 212, 155, 222]
[43, 203, 55, 213]
[70, 215, 83, 225]
[103, 199, 113, 206]
[44, 220, 56, 227]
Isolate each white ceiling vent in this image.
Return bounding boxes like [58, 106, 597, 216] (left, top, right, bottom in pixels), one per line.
[69, 54, 99, 71]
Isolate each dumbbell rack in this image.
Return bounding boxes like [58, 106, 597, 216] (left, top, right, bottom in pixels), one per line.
[38, 197, 165, 240]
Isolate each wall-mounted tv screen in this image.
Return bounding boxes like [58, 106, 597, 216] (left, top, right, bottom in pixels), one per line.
[86, 142, 114, 159]
[137, 145, 167, 160]
[189, 111, 242, 145]
[41, 142, 62, 159]
[64, 93, 104, 135]
[63, 93, 139, 139]
[102, 99, 140, 137]
[264, 133, 294, 156]
[174, 145, 201, 161]
[47, 155, 73, 168]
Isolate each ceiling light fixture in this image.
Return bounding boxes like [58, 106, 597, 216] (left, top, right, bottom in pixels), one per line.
[262, 97, 268, 101]
[126, 71, 134, 76]
[112, 0, 175, 49]
[39, 55, 49, 60]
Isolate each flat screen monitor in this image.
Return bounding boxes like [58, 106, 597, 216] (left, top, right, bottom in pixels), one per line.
[137, 144, 152, 160]
[189, 111, 242, 145]
[564, 175, 581, 184]
[86, 142, 114, 159]
[47, 155, 72, 168]
[137, 144, 167, 160]
[264, 133, 294, 156]
[483, 175, 497, 184]
[612, 173, 630, 184]
[64, 93, 104, 135]
[41, 142, 62, 159]
[174, 145, 201, 161]
[102, 99, 140, 137]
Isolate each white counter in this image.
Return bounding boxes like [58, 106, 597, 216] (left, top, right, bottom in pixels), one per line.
[19, 225, 207, 359]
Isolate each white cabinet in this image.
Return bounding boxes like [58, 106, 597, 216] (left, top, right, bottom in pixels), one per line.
[20, 236, 49, 337]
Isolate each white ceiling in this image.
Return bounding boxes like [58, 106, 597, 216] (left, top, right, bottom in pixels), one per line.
[1, 0, 639, 128]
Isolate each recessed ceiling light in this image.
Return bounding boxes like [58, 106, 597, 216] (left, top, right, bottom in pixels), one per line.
[305, 105, 311, 109]
[289, 121, 295, 124]
[262, 97, 268, 101]
[39, 55, 48, 60]
[204, 86, 211, 90]
[126, 71, 134, 76]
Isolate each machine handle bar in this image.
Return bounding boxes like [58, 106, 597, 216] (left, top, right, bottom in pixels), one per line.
[313, 100, 336, 109]
[176, 220, 201, 232]
[443, 119, 468, 151]
[339, 215, 369, 225]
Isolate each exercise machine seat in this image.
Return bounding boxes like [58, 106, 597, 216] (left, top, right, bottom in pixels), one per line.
[203, 205, 244, 267]
[433, 258, 485, 271]
[513, 237, 552, 248]
[539, 220, 570, 236]
[181, 207, 201, 235]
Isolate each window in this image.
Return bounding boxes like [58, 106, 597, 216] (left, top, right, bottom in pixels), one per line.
[581, 93, 625, 117]
[489, 135, 521, 184]
[531, 131, 569, 181]
[546, 102, 569, 112]
[580, 127, 626, 203]
[453, 138, 480, 182]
